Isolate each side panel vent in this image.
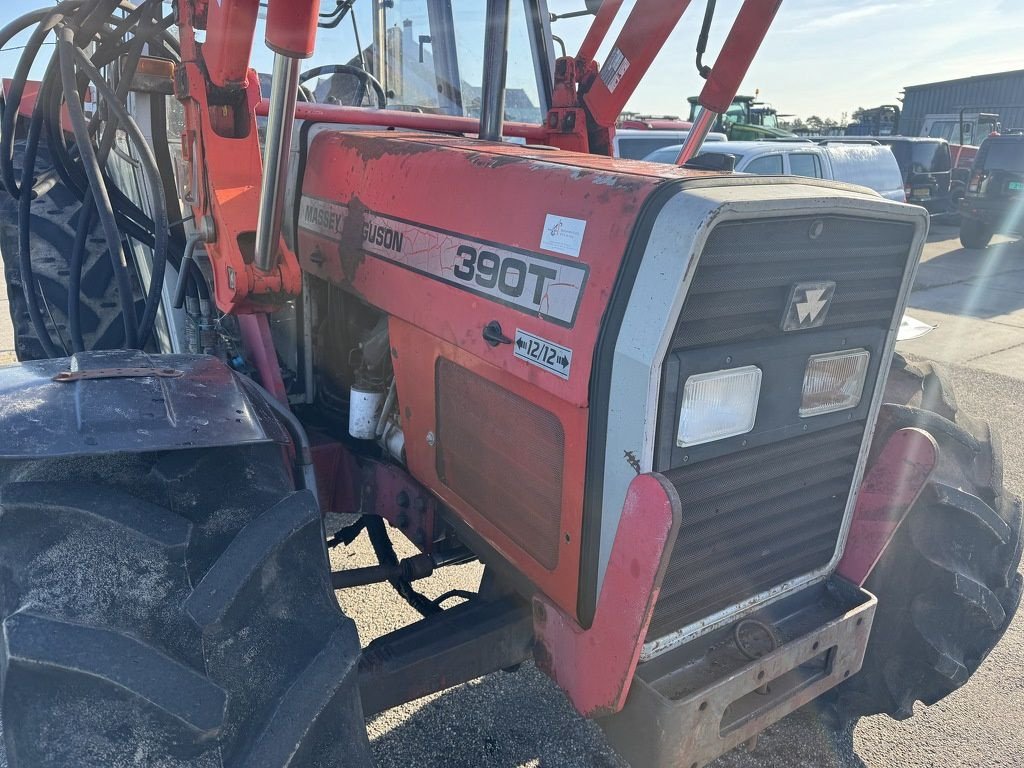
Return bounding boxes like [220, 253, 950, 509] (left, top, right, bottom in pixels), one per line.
[435, 359, 565, 569]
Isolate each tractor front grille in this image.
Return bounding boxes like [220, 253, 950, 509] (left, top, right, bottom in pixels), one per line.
[647, 422, 863, 640]
[646, 214, 915, 645]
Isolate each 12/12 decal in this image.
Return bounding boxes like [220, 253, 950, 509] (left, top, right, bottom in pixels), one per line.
[513, 329, 572, 380]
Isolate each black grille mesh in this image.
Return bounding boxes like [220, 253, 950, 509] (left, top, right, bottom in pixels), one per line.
[647, 422, 864, 640]
[648, 215, 914, 642]
[672, 216, 913, 350]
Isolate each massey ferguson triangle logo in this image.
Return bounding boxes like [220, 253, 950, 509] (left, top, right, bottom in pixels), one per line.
[782, 281, 836, 331]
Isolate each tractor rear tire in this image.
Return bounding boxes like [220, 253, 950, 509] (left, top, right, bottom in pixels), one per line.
[959, 217, 994, 249]
[0, 443, 373, 767]
[0, 138, 135, 360]
[827, 353, 1023, 723]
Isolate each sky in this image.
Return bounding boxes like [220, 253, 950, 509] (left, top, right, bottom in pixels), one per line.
[3, 0, 1023, 123]
[545, 0, 1024, 121]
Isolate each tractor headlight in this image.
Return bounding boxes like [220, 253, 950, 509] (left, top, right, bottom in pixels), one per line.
[677, 366, 762, 447]
[799, 349, 870, 417]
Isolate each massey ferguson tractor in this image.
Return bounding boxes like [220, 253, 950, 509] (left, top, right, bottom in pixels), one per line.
[0, 1, 1020, 766]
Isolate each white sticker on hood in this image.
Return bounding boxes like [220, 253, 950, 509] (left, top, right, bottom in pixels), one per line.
[540, 214, 587, 258]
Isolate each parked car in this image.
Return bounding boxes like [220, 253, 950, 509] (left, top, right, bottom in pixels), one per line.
[613, 128, 725, 160]
[959, 134, 1024, 248]
[643, 139, 906, 202]
[868, 137, 952, 213]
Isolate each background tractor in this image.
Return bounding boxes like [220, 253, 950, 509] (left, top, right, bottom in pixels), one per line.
[0, 1, 1020, 766]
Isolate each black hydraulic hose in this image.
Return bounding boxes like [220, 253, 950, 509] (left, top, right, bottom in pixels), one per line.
[696, 0, 717, 79]
[58, 27, 139, 348]
[55, 13, 179, 239]
[69, 40, 170, 349]
[0, 0, 147, 197]
[68, 203, 97, 352]
[80, 0, 124, 38]
[67, 11, 152, 351]
[3, 0, 180, 356]
[238, 376, 317, 494]
[31, 4, 159, 203]
[18, 86, 62, 357]
[365, 516, 441, 618]
[146, 49, 205, 304]
[172, 234, 202, 310]
[190, 261, 210, 301]
[0, 1, 85, 196]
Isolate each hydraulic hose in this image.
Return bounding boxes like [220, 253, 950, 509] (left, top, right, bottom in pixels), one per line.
[67, 203, 97, 352]
[1, 0, 184, 357]
[66, 10, 154, 351]
[68, 39, 170, 349]
[18, 84, 62, 357]
[0, 2, 83, 196]
[58, 26, 139, 348]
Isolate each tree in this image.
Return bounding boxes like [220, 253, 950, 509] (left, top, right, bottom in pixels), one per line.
[805, 115, 825, 132]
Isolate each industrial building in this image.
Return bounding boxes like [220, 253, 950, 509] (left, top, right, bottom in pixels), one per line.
[901, 69, 1024, 135]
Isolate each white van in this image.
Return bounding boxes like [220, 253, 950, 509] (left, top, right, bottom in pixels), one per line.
[613, 129, 726, 160]
[643, 139, 907, 202]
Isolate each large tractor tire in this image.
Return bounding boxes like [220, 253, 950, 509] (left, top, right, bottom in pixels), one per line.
[0, 138, 135, 360]
[828, 353, 1023, 722]
[0, 443, 373, 767]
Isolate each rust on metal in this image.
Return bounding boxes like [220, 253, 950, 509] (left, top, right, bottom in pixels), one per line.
[837, 426, 938, 586]
[52, 367, 184, 382]
[601, 580, 877, 768]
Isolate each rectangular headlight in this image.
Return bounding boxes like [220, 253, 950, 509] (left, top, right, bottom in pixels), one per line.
[800, 349, 870, 417]
[677, 366, 762, 447]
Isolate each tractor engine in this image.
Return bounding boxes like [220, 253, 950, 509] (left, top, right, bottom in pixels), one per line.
[291, 128, 927, 640]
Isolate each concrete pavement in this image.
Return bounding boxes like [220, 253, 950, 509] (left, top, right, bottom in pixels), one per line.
[901, 224, 1024, 379]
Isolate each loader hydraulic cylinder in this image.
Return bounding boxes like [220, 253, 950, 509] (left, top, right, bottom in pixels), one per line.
[254, 0, 319, 273]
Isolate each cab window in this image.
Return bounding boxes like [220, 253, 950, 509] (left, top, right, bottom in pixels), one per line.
[789, 153, 823, 178]
[928, 121, 956, 141]
[744, 154, 784, 175]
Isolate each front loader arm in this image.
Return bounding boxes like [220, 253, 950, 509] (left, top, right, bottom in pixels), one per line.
[173, 0, 313, 314]
[549, 0, 784, 155]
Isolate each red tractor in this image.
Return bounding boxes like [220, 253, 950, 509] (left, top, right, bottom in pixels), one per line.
[0, 1, 1019, 766]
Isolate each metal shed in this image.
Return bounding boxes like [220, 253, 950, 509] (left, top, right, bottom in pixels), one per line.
[901, 69, 1024, 135]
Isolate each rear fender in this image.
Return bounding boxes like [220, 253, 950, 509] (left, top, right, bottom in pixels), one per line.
[0, 351, 287, 458]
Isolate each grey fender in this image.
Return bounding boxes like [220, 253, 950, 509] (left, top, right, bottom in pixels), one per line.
[0, 351, 287, 458]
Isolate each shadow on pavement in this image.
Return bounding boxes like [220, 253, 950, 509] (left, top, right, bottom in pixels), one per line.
[368, 662, 869, 768]
[911, 232, 1024, 320]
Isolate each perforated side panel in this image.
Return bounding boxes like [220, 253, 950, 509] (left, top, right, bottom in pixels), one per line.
[435, 359, 564, 570]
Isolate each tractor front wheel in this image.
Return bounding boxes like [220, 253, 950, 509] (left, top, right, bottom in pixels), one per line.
[827, 353, 1023, 722]
[0, 443, 373, 767]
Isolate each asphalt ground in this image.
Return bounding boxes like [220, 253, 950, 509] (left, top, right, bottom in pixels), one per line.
[1, 224, 1021, 766]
